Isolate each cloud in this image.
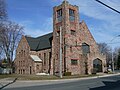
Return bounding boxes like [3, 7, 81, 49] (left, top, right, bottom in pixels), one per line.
[68, 0, 120, 47]
[18, 20, 34, 27]
[42, 17, 53, 32]
[10, 0, 119, 48]
[69, 0, 119, 21]
[24, 29, 48, 37]
[22, 17, 53, 37]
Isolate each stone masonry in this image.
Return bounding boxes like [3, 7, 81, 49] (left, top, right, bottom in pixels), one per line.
[14, 1, 106, 75]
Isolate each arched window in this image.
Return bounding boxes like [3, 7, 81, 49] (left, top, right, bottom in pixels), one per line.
[19, 70, 20, 74]
[23, 69, 25, 74]
[24, 50, 25, 56]
[21, 50, 23, 56]
[39, 53, 41, 58]
[82, 43, 90, 54]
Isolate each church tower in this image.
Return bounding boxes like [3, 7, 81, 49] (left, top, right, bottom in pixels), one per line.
[52, 0, 81, 75]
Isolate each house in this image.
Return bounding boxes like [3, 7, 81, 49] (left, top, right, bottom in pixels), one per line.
[14, 0, 106, 75]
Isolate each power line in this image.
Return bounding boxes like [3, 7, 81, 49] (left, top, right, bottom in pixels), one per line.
[95, 0, 120, 14]
[107, 42, 120, 44]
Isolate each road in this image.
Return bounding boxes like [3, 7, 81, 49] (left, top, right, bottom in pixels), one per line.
[2, 75, 120, 90]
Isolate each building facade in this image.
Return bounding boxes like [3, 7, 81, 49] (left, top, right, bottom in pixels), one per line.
[14, 1, 106, 75]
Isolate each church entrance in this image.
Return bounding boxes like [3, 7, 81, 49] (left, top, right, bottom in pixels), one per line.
[93, 59, 102, 72]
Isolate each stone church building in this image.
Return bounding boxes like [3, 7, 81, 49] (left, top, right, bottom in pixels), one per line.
[14, 1, 106, 75]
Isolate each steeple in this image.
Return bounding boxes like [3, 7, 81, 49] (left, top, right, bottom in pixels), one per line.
[62, 0, 68, 4]
[64, 0, 67, 2]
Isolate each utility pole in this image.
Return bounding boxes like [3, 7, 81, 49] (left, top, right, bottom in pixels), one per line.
[111, 47, 114, 72]
[59, 27, 62, 78]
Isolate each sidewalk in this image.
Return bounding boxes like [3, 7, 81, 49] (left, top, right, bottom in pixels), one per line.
[0, 73, 120, 89]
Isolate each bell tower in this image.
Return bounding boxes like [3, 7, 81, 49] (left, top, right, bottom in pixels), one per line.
[52, 0, 80, 75]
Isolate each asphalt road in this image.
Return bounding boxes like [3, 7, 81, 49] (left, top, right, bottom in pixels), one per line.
[2, 75, 120, 90]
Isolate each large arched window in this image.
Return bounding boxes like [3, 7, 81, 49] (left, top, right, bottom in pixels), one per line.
[82, 43, 90, 54]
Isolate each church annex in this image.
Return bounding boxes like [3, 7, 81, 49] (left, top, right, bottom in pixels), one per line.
[14, 1, 106, 75]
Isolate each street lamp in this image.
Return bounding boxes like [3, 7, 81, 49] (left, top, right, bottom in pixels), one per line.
[110, 35, 120, 72]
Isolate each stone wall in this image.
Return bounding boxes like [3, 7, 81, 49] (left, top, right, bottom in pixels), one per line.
[52, 1, 106, 75]
[14, 36, 51, 75]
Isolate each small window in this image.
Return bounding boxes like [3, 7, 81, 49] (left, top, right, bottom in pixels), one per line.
[70, 46, 72, 52]
[69, 9, 75, 16]
[36, 65, 39, 70]
[19, 70, 20, 74]
[71, 59, 78, 65]
[44, 53, 46, 65]
[56, 31, 60, 36]
[21, 50, 23, 55]
[24, 50, 25, 56]
[19, 61, 20, 66]
[71, 30, 76, 36]
[70, 16, 75, 21]
[39, 53, 41, 58]
[21, 61, 22, 66]
[23, 69, 25, 74]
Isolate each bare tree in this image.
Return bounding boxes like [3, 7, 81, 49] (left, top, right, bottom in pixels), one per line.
[0, 42, 2, 60]
[97, 43, 111, 54]
[97, 43, 112, 66]
[0, 0, 7, 20]
[117, 50, 120, 69]
[0, 0, 7, 61]
[114, 47, 120, 69]
[0, 0, 24, 69]
[0, 21, 23, 66]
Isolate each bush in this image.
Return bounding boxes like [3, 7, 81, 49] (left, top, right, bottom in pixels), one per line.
[64, 72, 71, 76]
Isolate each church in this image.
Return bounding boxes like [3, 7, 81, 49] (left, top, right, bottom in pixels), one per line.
[14, 0, 106, 75]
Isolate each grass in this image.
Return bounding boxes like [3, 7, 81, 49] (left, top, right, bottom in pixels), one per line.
[0, 74, 98, 80]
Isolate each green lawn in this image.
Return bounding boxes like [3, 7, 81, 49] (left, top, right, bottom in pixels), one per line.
[0, 74, 98, 80]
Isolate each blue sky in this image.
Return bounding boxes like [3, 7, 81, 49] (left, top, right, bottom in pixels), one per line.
[6, 0, 120, 48]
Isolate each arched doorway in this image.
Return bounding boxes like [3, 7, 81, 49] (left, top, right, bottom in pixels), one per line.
[93, 59, 102, 72]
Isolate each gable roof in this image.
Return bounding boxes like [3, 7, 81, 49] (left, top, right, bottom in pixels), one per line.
[25, 32, 53, 51]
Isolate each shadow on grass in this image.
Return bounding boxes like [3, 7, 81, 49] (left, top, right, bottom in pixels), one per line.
[0, 78, 17, 90]
[90, 80, 120, 90]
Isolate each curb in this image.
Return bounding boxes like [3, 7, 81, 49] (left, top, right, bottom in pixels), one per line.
[13, 73, 120, 83]
[0, 73, 120, 83]
[98, 73, 120, 78]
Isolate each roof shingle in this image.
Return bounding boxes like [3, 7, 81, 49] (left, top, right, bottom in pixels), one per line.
[25, 32, 53, 51]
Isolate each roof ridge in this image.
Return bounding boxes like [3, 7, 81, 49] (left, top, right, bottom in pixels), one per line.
[25, 32, 53, 39]
[36, 32, 53, 39]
